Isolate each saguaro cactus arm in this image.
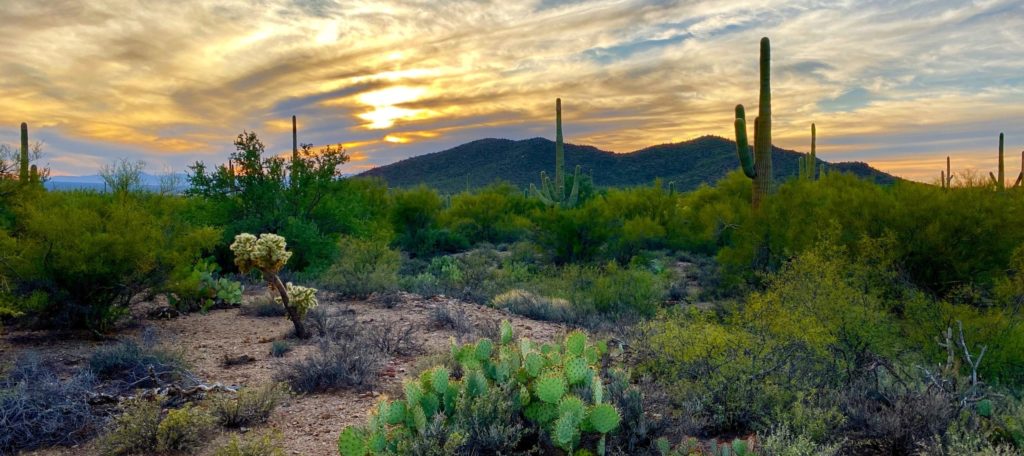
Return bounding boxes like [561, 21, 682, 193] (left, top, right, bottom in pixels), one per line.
[734, 105, 755, 178]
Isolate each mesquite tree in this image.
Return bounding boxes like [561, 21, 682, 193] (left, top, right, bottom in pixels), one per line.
[230, 233, 317, 338]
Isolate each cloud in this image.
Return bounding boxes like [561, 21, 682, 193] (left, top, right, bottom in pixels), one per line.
[0, 0, 1022, 182]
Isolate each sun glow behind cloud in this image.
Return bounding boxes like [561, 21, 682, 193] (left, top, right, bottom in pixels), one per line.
[0, 0, 1022, 181]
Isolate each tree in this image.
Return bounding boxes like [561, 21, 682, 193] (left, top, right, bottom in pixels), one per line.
[99, 159, 145, 194]
[187, 131, 350, 271]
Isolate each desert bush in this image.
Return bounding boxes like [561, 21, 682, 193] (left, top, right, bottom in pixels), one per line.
[759, 425, 842, 456]
[241, 295, 288, 317]
[270, 340, 291, 357]
[156, 403, 217, 452]
[492, 289, 577, 324]
[319, 236, 400, 298]
[98, 398, 163, 456]
[211, 382, 290, 428]
[838, 375, 956, 454]
[439, 183, 537, 245]
[337, 323, 622, 455]
[278, 335, 383, 394]
[368, 323, 420, 356]
[429, 302, 472, 334]
[0, 191, 219, 331]
[0, 353, 98, 453]
[89, 330, 188, 394]
[212, 431, 286, 456]
[391, 186, 467, 257]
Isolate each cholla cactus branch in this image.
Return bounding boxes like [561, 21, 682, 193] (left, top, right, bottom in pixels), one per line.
[230, 233, 310, 338]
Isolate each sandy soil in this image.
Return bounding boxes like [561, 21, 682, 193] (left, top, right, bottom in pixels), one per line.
[3, 292, 569, 456]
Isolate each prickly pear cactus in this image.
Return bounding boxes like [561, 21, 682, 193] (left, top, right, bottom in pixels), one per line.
[336, 320, 621, 455]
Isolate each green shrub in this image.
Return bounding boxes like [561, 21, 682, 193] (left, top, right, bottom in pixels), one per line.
[89, 332, 189, 395]
[270, 340, 291, 357]
[337, 323, 622, 455]
[156, 403, 217, 452]
[98, 398, 163, 456]
[212, 431, 286, 456]
[0, 191, 219, 331]
[319, 236, 400, 298]
[491, 289, 577, 324]
[439, 183, 537, 245]
[211, 382, 290, 428]
[759, 425, 842, 456]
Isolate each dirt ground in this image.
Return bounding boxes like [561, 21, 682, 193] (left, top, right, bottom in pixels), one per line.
[2, 292, 569, 456]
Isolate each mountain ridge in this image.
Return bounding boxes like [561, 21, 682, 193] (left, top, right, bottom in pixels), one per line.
[359, 135, 897, 193]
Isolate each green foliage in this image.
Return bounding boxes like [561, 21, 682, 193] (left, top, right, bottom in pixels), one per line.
[212, 431, 286, 456]
[390, 185, 467, 257]
[187, 131, 352, 272]
[337, 323, 620, 454]
[98, 398, 163, 456]
[0, 191, 219, 331]
[156, 403, 217, 452]
[319, 236, 400, 298]
[639, 241, 901, 434]
[211, 383, 290, 428]
[440, 183, 537, 245]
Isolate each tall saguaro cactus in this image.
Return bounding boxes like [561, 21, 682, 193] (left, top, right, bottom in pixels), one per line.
[990, 133, 1005, 190]
[799, 123, 816, 180]
[734, 37, 773, 208]
[531, 98, 581, 207]
[1015, 151, 1024, 188]
[19, 122, 29, 183]
[292, 115, 298, 161]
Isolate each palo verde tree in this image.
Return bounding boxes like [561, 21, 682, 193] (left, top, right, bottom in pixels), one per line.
[230, 232, 317, 338]
[187, 126, 350, 271]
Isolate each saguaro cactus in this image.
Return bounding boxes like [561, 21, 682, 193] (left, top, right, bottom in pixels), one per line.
[18, 122, 29, 183]
[989, 133, 1005, 190]
[1015, 151, 1024, 188]
[734, 37, 773, 208]
[531, 98, 581, 207]
[799, 123, 817, 180]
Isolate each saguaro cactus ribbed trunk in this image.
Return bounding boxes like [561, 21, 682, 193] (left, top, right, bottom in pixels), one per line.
[733, 37, 773, 208]
[990, 133, 1005, 190]
[19, 123, 29, 183]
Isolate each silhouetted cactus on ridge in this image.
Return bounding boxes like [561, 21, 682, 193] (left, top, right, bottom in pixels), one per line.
[531, 98, 581, 207]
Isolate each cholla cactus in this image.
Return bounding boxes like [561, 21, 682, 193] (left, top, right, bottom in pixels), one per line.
[277, 282, 318, 319]
[231, 233, 311, 338]
[231, 233, 292, 273]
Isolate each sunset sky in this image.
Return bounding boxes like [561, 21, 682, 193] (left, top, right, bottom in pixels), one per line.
[1, 0, 1023, 182]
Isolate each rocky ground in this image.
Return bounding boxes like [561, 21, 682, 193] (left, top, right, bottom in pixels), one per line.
[2, 291, 569, 456]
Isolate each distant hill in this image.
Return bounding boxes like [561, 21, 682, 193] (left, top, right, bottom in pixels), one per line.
[359, 135, 898, 193]
[45, 172, 188, 193]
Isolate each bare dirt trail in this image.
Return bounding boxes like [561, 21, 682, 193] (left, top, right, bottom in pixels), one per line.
[4, 292, 568, 456]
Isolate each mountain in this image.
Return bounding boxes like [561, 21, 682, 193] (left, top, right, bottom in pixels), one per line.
[358, 135, 898, 193]
[45, 172, 189, 192]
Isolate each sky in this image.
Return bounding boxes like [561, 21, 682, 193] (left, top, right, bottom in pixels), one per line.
[1, 0, 1022, 183]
